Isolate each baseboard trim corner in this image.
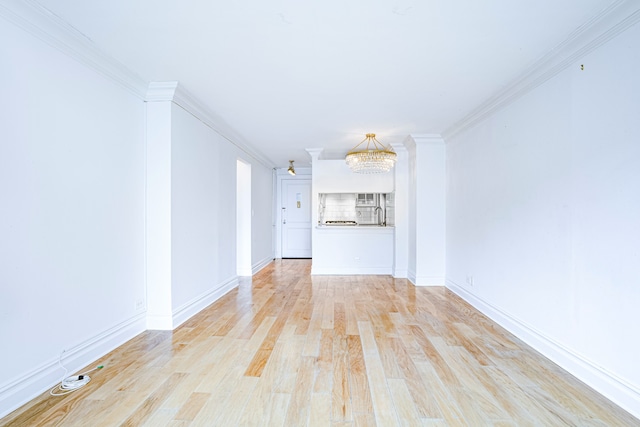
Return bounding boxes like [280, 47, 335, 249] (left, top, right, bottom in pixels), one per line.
[252, 256, 274, 275]
[171, 276, 239, 329]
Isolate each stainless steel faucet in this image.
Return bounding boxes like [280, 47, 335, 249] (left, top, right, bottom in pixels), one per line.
[374, 206, 385, 226]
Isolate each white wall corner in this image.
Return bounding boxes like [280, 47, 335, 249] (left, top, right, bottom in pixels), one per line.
[446, 279, 640, 420]
[407, 268, 417, 286]
[392, 269, 408, 279]
[252, 256, 274, 275]
[145, 81, 273, 168]
[237, 268, 253, 277]
[402, 135, 416, 152]
[146, 315, 174, 331]
[171, 276, 239, 330]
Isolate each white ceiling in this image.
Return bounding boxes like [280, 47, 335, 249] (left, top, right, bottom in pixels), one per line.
[36, 0, 615, 167]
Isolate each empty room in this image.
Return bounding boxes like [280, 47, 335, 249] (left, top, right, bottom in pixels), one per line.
[1, 0, 639, 425]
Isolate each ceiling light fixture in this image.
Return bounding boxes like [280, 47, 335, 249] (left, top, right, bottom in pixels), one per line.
[345, 133, 397, 173]
[288, 160, 296, 176]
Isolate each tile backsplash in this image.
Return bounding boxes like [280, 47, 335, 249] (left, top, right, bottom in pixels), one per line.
[318, 193, 394, 225]
[320, 193, 356, 222]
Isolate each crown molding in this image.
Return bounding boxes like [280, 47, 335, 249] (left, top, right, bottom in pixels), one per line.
[0, 0, 148, 99]
[443, 0, 640, 140]
[146, 81, 179, 102]
[0, 1, 273, 168]
[411, 134, 445, 146]
[403, 134, 444, 151]
[146, 81, 275, 168]
[389, 143, 408, 153]
[305, 148, 324, 161]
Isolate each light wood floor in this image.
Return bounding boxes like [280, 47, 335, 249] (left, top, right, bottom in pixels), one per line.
[3, 259, 638, 426]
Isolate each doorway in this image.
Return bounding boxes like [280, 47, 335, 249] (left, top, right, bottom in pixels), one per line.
[281, 179, 312, 258]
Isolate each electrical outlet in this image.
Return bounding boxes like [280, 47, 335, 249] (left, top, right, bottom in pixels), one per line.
[135, 299, 145, 310]
[466, 275, 474, 287]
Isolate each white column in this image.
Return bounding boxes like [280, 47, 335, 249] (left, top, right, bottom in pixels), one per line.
[306, 148, 323, 274]
[405, 134, 446, 286]
[391, 143, 409, 278]
[145, 82, 178, 329]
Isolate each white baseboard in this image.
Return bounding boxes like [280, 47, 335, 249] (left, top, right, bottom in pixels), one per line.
[0, 313, 146, 420]
[392, 268, 408, 279]
[237, 268, 253, 277]
[311, 266, 392, 275]
[408, 268, 416, 285]
[446, 279, 640, 420]
[409, 275, 445, 286]
[171, 275, 239, 329]
[146, 314, 173, 330]
[252, 256, 274, 275]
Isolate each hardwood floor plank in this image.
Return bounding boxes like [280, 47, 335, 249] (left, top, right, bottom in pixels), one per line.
[265, 392, 291, 427]
[388, 378, 423, 427]
[283, 356, 315, 426]
[173, 391, 210, 421]
[120, 372, 188, 427]
[332, 334, 352, 422]
[238, 333, 301, 427]
[309, 392, 332, 427]
[358, 320, 401, 426]
[271, 335, 307, 394]
[314, 328, 334, 393]
[209, 376, 259, 426]
[389, 335, 442, 418]
[3, 260, 638, 427]
[347, 334, 374, 415]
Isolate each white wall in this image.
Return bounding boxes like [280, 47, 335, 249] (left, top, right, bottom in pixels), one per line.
[406, 140, 418, 281]
[170, 103, 239, 316]
[0, 20, 146, 416]
[312, 158, 395, 194]
[149, 98, 275, 329]
[236, 160, 252, 276]
[446, 20, 640, 416]
[0, 17, 275, 415]
[145, 101, 173, 328]
[390, 144, 409, 278]
[251, 163, 274, 273]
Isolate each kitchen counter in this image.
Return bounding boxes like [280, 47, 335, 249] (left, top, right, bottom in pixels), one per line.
[316, 225, 394, 229]
[312, 225, 394, 275]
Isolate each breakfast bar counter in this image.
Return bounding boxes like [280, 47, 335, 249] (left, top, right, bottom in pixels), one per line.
[311, 225, 394, 275]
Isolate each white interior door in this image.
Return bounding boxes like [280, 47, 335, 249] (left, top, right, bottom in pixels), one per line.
[281, 179, 312, 258]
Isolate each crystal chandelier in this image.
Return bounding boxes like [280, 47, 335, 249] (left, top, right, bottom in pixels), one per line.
[345, 133, 397, 173]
